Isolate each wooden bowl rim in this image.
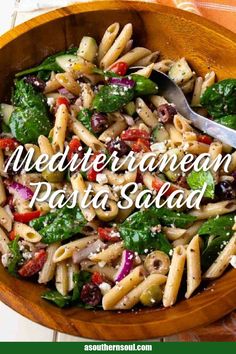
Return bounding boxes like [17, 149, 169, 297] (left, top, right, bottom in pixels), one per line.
[0, 0, 236, 340]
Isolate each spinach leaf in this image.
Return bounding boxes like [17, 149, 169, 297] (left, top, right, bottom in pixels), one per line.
[187, 170, 214, 199]
[10, 79, 51, 144]
[41, 290, 72, 308]
[200, 79, 236, 118]
[72, 271, 91, 301]
[15, 48, 78, 78]
[215, 115, 236, 130]
[39, 206, 86, 244]
[119, 208, 172, 254]
[77, 108, 93, 132]
[198, 214, 235, 238]
[93, 84, 134, 113]
[29, 209, 61, 231]
[201, 234, 231, 270]
[131, 74, 158, 96]
[42, 271, 91, 308]
[7, 236, 22, 276]
[150, 207, 197, 228]
[10, 107, 52, 144]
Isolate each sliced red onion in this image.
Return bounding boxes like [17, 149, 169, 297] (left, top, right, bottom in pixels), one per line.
[72, 239, 106, 264]
[109, 77, 135, 88]
[58, 88, 75, 100]
[8, 182, 33, 200]
[114, 249, 134, 282]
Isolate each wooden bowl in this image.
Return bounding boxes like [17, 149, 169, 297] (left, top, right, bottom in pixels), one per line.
[0, 1, 236, 340]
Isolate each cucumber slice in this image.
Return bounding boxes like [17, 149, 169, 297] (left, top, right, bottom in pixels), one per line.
[55, 54, 78, 71]
[124, 101, 136, 116]
[77, 36, 98, 62]
[0, 103, 14, 125]
[169, 58, 193, 85]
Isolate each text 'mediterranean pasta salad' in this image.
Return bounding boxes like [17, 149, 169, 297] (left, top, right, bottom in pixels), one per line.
[0, 22, 236, 310]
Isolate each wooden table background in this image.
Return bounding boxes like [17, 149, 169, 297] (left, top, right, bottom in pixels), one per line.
[0, 0, 235, 342]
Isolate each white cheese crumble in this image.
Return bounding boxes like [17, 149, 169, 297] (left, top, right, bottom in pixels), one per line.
[150, 142, 167, 153]
[47, 97, 55, 107]
[96, 173, 108, 185]
[99, 282, 111, 295]
[98, 261, 106, 268]
[230, 255, 236, 268]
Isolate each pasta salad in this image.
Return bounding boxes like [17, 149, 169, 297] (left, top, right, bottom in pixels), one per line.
[0, 22, 236, 310]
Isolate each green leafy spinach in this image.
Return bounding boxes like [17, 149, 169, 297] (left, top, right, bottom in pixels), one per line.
[187, 170, 214, 199]
[7, 236, 22, 276]
[77, 108, 93, 132]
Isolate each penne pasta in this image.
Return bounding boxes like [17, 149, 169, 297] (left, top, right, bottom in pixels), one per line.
[185, 235, 201, 298]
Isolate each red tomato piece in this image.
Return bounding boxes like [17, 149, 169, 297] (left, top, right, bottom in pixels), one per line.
[0, 138, 19, 150]
[13, 210, 41, 223]
[18, 249, 47, 278]
[132, 138, 150, 153]
[68, 138, 83, 161]
[87, 152, 104, 182]
[197, 135, 213, 145]
[152, 178, 178, 197]
[91, 271, 104, 285]
[9, 230, 16, 241]
[98, 227, 121, 242]
[56, 96, 70, 108]
[121, 129, 150, 141]
[110, 61, 128, 76]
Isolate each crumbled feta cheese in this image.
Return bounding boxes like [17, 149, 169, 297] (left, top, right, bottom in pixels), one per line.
[230, 255, 236, 268]
[99, 282, 111, 295]
[150, 142, 167, 153]
[47, 97, 55, 107]
[98, 261, 106, 268]
[1, 253, 10, 267]
[96, 173, 108, 185]
[169, 249, 174, 256]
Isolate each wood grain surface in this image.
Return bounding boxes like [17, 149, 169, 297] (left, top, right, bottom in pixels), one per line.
[0, 0, 236, 341]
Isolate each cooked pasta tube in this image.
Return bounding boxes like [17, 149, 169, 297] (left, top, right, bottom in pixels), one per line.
[52, 103, 69, 153]
[13, 222, 42, 243]
[53, 235, 97, 263]
[85, 182, 118, 201]
[201, 71, 216, 95]
[185, 235, 201, 298]
[38, 135, 54, 157]
[150, 95, 169, 107]
[153, 59, 174, 73]
[80, 260, 116, 281]
[0, 227, 10, 254]
[173, 221, 203, 246]
[183, 141, 209, 154]
[100, 23, 133, 68]
[163, 227, 186, 241]
[108, 47, 151, 69]
[180, 76, 196, 94]
[68, 262, 80, 291]
[38, 242, 60, 283]
[136, 98, 158, 128]
[70, 173, 96, 222]
[165, 124, 183, 145]
[173, 114, 193, 133]
[133, 63, 154, 78]
[115, 186, 142, 223]
[0, 206, 12, 232]
[163, 245, 186, 307]
[55, 72, 80, 96]
[102, 265, 145, 310]
[134, 51, 159, 66]
[14, 198, 32, 214]
[69, 118, 104, 152]
[0, 150, 7, 177]
[80, 82, 94, 109]
[55, 261, 69, 296]
[89, 241, 124, 263]
[98, 22, 120, 63]
[208, 141, 222, 183]
[99, 119, 127, 142]
[114, 274, 167, 310]
[183, 131, 197, 142]
[44, 73, 61, 93]
[0, 177, 6, 205]
[190, 200, 236, 220]
[191, 77, 203, 106]
[204, 233, 236, 279]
